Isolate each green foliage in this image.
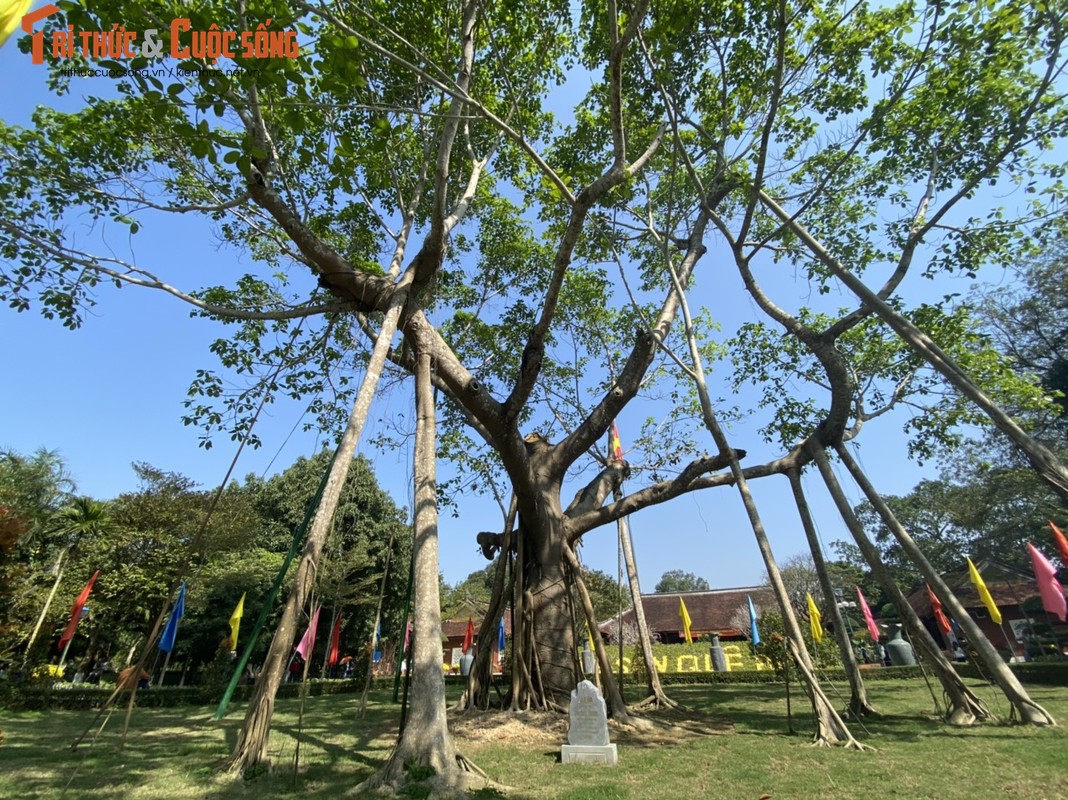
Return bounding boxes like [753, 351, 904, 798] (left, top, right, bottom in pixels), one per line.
[0, 449, 76, 654]
[577, 566, 626, 622]
[653, 570, 710, 593]
[441, 563, 497, 615]
[0, 445, 409, 680]
[754, 611, 792, 681]
[729, 304, 1056, 462]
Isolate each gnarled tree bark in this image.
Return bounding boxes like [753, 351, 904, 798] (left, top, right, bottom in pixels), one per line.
[226, 289, 408, 774]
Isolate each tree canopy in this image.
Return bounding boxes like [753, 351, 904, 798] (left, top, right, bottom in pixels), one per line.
[0, 446, 409, 679]
[4, 0, 1068, 768]
[654, 569, 710, 593]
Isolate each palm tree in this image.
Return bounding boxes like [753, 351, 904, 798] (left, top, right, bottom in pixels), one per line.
[22, 497, 114, 664]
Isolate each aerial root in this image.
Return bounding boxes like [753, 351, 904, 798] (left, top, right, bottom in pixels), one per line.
[455, 754, 487, 778]
[634, 693, 681, 710]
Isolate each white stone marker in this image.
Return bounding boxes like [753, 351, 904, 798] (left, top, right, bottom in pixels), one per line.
[560, 679, 618, 765]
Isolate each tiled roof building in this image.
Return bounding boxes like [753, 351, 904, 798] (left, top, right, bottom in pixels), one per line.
[600, 586, 776, 643]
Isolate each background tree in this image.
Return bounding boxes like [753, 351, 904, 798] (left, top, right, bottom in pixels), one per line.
[979, 246, 1068, 429]
[654, 570, 710, 593]
[0, 448, 74, 655]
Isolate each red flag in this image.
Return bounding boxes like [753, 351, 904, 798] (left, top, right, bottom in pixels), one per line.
[59, 570, 99, 648]
[462, 617, 474, 654]
[1027, 542, 1067, 622]
[926, 584, 952, 635]
[327, 615, 343, 667]
[1049, 521, 1068, 566]
[856, 586, 881, 642]
[609, 421, 624, 462]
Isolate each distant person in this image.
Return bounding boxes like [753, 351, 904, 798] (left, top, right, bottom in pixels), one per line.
[288, 655, 303, 683]
[117, 666, 151, 690]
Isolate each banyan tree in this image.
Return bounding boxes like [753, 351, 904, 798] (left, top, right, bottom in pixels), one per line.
[4, 0, 1068, 785]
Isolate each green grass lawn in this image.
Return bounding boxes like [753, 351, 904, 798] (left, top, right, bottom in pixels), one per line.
[1, 679, 1066, 799]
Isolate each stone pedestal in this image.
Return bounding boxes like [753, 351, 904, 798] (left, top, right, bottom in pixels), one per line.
[560, 680, 618, 766]
[561, 744, 618, 765]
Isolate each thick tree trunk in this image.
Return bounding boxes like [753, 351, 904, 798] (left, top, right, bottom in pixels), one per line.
[809, 443, 989, 725]
[833, 443, 1055, 726]
[786, 469, 877, 719]
[526, 520, 576, 711]
[361, 348, 479, 791]
[616, 505, 674, 708]
[226, 295, 406, 774]
[562, 544, 630, 719]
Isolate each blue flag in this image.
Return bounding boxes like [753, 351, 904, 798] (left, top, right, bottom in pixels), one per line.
[159, 582, 186, 654]
[497, 615, 506, 652]
[747, 595, 761, 647]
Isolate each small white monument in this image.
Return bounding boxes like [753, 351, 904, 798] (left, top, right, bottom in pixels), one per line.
[560, 680, 618, 765]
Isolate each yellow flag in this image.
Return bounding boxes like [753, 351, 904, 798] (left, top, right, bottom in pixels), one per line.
[229, 592, 246, 650]
[806, 593, 823, 643]
[967, 558, 1002, 625]
[1, 0, 32, 48]
[679, 597, 693, 644]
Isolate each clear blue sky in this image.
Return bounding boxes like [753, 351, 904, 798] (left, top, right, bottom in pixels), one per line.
[0, 8, 977, 592]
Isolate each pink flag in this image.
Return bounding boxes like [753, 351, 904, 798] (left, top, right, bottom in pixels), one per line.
[403, 620, 412, 653]
[1027, 542, 1066, 622]
[295, 606, 322, 660]
[856, 586, 880, 642]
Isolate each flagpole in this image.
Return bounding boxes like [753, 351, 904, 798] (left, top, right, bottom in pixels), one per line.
[156, 650, 173, 688]
[359, 527, 396, 717]
[212, 453, 334, 720]
[22, 546, 68, 671]
[57, 637, 74, 676]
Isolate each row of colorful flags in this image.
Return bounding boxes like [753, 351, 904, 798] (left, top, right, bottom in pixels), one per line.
[808, 522, 1068, 645]
[48, 518, 1068, 667]
[671, 522, 1068, 650]
[157, 585, 246, 655]
[458, 616, 508, 654]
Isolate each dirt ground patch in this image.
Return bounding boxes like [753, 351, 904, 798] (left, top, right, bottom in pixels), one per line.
[447, 704, 732, 750]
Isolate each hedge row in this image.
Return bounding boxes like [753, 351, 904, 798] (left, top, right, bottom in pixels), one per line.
[955, 660, 1068, 686]
[5, 661, 1066, 711]
[0, 676, 397, 712]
